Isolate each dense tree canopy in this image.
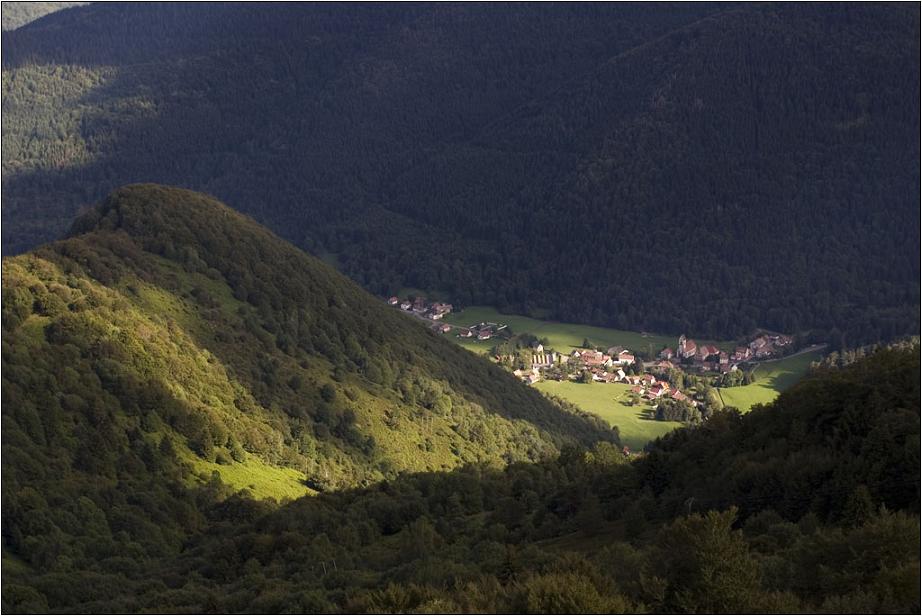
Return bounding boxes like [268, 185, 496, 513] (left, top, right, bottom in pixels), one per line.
[3, 315, 918, 612]
[2, 3, 918, 344]
[2, 185, 616, 515]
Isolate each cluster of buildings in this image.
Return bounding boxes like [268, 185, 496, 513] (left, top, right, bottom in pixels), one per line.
[515, 346, 698, 406]
[458, 322, 508, 341]
[572, 346, 636, 368]
[662, 335, 723, 362]
[658, 332, 794, 374]
[518, 345, 636, 383]
[389, 296, 453, 320]
[658, 335, 730, 373]
[739, 333, 793, 359]
[628, 377, 694, 405]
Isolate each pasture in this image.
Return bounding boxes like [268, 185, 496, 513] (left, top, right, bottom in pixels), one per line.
[534, 380, 682, 450]
[718, 350, 824, 411]
[444, 306, 692, 356]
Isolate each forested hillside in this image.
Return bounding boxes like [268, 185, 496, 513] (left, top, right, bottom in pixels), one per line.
[2, 184, 615, 519]
[3, 3, 918, 344]
[3, 340, 918, 612]
[0, 2, 86, 31]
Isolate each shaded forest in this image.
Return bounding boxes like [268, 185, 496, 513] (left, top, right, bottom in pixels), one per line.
[2, 3, 918, 344]
[3, 327, 919, 612]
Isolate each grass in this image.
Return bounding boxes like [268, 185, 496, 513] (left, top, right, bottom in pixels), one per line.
[718, 350, 823, 411]
[534, 380, 682, 451]
[444, 306, 731, 356]
[182, 447, 313, 502]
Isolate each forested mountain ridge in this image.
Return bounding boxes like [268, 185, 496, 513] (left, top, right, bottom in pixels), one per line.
[0, 2, 87, 31]
[3, 2, 918, 344]
[3, 341, 918, 612]
[2, 184, 615, 516]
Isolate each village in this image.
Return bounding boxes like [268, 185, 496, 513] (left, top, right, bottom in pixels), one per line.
[506, 330, 795, 405]
[387, 295, 508, 340]
[386, 294, 800, 411]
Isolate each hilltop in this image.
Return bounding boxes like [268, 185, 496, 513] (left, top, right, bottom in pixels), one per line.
[0, 2, 86, 31]
[2, 185, 615, 509]
[2, 3, 918, 344]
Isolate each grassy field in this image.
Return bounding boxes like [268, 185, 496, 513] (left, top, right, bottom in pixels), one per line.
[534, 380, 682, 450]
[444, 306, 676, 355]
[718, 350, 823, 411]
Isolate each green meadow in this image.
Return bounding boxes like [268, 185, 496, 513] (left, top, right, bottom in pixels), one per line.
[534, 380, 682, 451]
[718, 350, 824, 411]
[444, 306, 683, 356]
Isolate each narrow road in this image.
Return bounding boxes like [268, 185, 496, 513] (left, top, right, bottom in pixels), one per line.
[749, 343, 828, 366]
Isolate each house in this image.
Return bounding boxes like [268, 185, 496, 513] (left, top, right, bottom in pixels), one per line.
[670, 389, 689, 402]
[614, 368, 626, 381]
[387, 296, 399, 305]
[640, 374, 656, 387]
[649, 384, 666, 398]
[749, 336, 771, 353]
[652, 360, 674, 373]
[678, 334, 697, 359]
[581, 350, 610, 367]
[430, 302, 453, 318]
[439, 324, 452, 334]
[458, 328, 473, 338]
[659, 347, 675, 360]
[477, 330, 493, 341]
[400, 301, 412, 311]
[732, 346, 751, 361]
[697, 344, 720, 361]
[719, 351, 729, 365]
[750, 336, 775, 358]
[630, 385, 645, 395]
[615, 350, 635, 365]
[412, 298, 427, 313]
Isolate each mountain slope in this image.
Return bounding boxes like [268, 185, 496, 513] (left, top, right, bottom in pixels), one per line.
[0, 2, 87, 31]
[6, 3, 916, 343]
[3, 345, 917, 613]
[2, 184, 615, 506]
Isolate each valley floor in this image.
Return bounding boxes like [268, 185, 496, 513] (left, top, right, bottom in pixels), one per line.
[533, 380, 681, 450]
[442, 306, 821, 448]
